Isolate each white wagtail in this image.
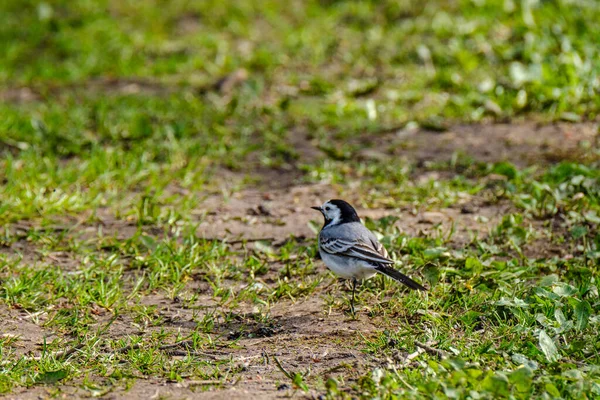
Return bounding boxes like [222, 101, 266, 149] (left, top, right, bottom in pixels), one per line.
[311, 199, 426, 315]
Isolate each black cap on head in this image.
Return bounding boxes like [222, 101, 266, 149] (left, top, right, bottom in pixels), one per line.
[328, 199, 360, 223]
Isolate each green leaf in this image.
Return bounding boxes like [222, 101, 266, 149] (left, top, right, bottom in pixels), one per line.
[571, 225, 588, 239]
[562, 369, 584, 379]
[496, 297, 528, 308]
[492, 161, 519, 180]
[538, 274, 559, 287]
[569, 340, 586, 353]
[465, 257, 483, 274]
[139, 234, 157, 251]
[509, 366, 533, 393]
[575, 300, 592, 331]
[554, 308, 567, 326]
[545, 383, 561, 397]
[419, 116, 448, 132]
[422, 263, 440, 286]
[534, 287, 560, 300]
[253, 240, 274, 255]
[292, 373, 308, 392]
[538, 330, 559, 363]
[511, 353, 539, 370]
[584, 211, 600, 224]
[559, 112, 581, 122]
[35, 369, 68, 384]
[423, 247, 448, 259]
[552, 284, 577, 297]
[325, 378, 338, 394]
[481, 372, 509, 396]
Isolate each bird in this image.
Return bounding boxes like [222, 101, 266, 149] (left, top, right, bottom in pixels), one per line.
[311, 199, 426, 315]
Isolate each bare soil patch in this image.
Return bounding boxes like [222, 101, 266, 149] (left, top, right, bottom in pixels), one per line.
[353, 121, 599, 167]
[196, 183, 507, 248]
[0, 70, 251, 106]
[0, 305, 57, 358]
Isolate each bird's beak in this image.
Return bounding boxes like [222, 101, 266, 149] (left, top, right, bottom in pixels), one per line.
[311, 206, 322, 212]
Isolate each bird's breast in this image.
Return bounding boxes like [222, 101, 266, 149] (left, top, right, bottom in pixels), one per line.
[319, 250, 377, 280]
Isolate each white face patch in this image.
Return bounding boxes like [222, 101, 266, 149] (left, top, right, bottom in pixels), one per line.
[321, 201, 341, 226]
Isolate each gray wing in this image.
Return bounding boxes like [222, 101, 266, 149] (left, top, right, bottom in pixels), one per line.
[319, 223, 393, 265]
[373, 239, 389, 259]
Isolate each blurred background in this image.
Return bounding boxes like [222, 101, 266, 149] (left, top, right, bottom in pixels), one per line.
[2, 0, 600, 224]
[2, 1, 599, 197]
[2, 0, 600, 252]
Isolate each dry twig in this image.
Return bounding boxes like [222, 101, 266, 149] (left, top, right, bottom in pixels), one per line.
[414, 341, 448, 359]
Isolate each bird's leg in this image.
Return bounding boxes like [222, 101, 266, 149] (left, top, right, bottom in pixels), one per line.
[350, 278, 357, 316]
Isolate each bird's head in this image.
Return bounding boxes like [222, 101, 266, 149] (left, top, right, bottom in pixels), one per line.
[311, 199, 360, 227]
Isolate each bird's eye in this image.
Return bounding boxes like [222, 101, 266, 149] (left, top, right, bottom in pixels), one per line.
[325, 207, 330, 211]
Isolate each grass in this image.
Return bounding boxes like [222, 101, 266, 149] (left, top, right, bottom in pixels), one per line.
[1, 0, 600, 398]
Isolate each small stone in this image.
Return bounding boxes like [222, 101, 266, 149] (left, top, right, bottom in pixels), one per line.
[357, 149, 389, 161]
[486, 173, 508, 181]
[277, 384, 290, 391]
[460, 205, 477, 214]
[419, 211, 446, 224]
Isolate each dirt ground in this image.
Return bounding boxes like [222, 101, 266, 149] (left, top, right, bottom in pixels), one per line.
[2, 121, 598, 399]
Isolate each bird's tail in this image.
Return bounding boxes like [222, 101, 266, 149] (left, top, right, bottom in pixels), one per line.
[375, 266, 427, 291]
